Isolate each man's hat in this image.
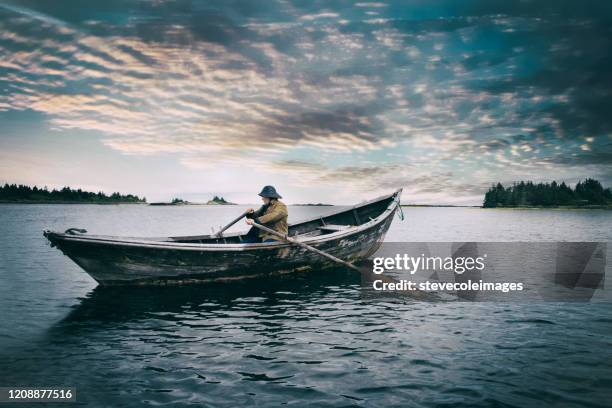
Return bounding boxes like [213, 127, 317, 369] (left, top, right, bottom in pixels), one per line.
[258, 185, 282, 199]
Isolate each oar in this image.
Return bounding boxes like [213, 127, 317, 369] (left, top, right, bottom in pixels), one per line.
[250, 222, 361, 272]
[216, 210, 250, 237]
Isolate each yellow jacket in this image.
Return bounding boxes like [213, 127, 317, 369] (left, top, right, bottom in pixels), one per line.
[249, 199, 288, 241]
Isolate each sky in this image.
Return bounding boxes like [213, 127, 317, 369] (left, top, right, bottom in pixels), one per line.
[0, 0, 611, 205]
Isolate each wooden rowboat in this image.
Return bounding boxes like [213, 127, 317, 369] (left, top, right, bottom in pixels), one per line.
[43, 189, 402, 285]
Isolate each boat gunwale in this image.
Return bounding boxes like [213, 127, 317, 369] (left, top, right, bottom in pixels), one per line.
[168, 189, 400, 241]
[45, 189, 401, 252]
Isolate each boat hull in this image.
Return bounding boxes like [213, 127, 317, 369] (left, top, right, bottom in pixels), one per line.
[45, 206, 397, 285]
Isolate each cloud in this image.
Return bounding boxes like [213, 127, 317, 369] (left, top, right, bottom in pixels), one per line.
[0, 0, 610, 203]
[355, 3, 388, 8]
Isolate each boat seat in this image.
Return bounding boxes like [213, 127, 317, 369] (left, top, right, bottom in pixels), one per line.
[318, 224, 351, 232]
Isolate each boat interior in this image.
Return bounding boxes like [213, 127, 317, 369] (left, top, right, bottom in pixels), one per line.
[169, 192, 398, 244]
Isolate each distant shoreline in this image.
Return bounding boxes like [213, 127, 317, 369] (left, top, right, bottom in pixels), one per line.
[402, 204, 611, 209]
[482, 205, 612, 210]
[149, 203, 237, 206]
[149, 196, 236, 206]
[1, 183, 146, 204]
[402, 204, 479, 208]
[0, 200, 146, 205]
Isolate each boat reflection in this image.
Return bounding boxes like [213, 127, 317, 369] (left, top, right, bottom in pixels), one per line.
[53, 268, 362, 328]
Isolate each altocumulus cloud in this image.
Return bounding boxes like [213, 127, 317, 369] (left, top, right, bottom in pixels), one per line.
[0, 0, 610, 203]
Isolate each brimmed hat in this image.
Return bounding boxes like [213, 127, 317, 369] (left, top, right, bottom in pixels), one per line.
[258, 185, 282, 199]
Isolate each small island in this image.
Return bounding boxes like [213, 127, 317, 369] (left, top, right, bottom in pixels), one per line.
[149, 198, 189, 206]
[149, 196, 235, 206]
[483, 178, 612, 208]
[206, 195, 235, 205]
[0, 183, 145, 204]
[294, 203, 333, 206]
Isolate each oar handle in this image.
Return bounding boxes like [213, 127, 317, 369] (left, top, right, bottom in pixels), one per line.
[250, 222, 361, 272]
[216, 210, 249, 237]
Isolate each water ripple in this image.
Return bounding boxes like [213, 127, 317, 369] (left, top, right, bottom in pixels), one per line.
[1, 205, 611, 406]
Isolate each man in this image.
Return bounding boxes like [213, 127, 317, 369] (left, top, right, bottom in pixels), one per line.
[244, 185, 288, 243]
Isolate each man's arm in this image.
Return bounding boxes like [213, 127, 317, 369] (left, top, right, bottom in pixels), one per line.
[255, 204, 287, 224]
[246, 205, 266, 219]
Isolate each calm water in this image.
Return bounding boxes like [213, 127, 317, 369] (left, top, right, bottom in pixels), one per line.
[0, 204, 611, 407]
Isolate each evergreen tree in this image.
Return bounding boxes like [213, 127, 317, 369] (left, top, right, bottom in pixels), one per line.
[482, 179, 611, 207]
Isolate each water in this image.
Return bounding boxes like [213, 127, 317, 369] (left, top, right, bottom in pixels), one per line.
[0, 204, 611, 407]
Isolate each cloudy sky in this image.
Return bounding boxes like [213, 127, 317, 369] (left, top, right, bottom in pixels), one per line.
[0, 0, 610, 204]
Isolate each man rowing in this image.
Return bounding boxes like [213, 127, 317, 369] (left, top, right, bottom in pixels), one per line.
[244, 185, 288, 243]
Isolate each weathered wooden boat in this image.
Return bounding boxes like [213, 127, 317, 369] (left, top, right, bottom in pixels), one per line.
[43, 189, 402, 285]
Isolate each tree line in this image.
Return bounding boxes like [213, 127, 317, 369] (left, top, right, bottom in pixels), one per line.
[0, 183, 146, 203]
[483, 178, 612, 208]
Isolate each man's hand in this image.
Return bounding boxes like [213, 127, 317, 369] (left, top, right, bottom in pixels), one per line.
[245, 218, 254, 225]
[246, 208, 254, 214]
